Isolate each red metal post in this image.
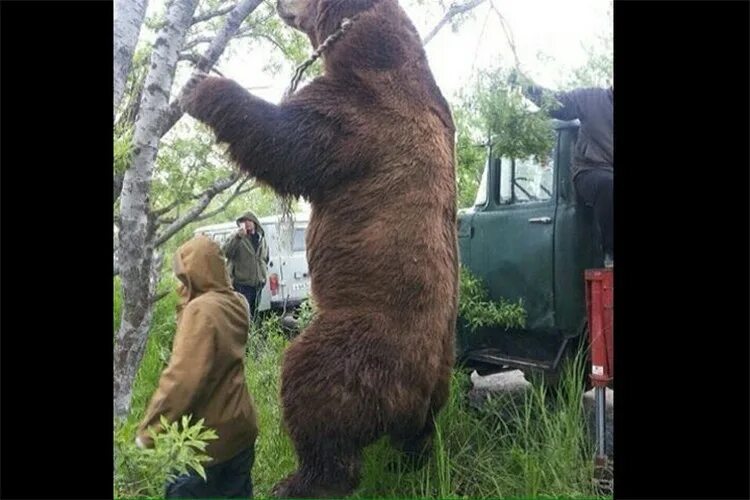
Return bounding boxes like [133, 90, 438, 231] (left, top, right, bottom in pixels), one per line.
[585, 268, 614, 387]
[585, 267, 614, 494]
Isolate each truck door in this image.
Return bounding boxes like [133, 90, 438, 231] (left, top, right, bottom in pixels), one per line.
[466, 144, 558, 330]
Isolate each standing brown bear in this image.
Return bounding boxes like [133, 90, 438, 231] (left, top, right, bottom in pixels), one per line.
[182, 0, 458, 496]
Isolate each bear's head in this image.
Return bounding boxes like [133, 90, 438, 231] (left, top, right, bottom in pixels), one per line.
[276, 0, 379, 47]
[276, 0, 317, 38]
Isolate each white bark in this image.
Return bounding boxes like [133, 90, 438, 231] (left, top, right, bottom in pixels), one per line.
[422, 0, 488, 46]
[115, 0, 201, 419]
[192, 2, 237, 24]
[161, 0, 264, 136]
[114, 0, 149, 118]
[153, 172, 241, 247]
[114, 252, 162, 418]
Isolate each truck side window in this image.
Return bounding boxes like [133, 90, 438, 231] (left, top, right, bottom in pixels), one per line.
[498, 150, 554, 204]
[514, 155, 553, 203]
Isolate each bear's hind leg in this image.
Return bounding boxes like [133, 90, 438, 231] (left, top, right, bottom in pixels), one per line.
[388, 374, 450, 473]
[388, 416, 435, 473]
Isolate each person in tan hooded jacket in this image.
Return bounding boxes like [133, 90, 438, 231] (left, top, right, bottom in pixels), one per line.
[136, 235, 259, 498]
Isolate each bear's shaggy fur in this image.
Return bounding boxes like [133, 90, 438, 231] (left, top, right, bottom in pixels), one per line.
[183, 0, 458, 495]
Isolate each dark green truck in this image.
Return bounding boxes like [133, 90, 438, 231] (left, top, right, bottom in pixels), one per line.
[457, 119, 603, 381]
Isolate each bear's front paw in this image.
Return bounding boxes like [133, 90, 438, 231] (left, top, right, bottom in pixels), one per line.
[179, 71, 212, 118]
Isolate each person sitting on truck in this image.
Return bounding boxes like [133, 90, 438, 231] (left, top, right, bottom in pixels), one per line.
[513, 70, 613, 268]
[222, 212, 269, 318]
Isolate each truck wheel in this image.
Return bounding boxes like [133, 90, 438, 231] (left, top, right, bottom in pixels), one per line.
[281, 312, 299, 332]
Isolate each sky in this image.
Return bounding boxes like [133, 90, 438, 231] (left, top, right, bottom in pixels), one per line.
[140, 0, 612, 105]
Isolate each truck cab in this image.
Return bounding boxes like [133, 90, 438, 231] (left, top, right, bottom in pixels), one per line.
[457, 119, 602, 378]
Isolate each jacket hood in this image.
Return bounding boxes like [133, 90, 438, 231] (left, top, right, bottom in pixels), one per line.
[173, 235, 233, 301]
[236, 212, 264, 235]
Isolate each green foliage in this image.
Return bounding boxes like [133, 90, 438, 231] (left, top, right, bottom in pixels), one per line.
[464, 66, 556, 163]
[114, 124, 134, 176]
[116, 308, 604, 499]
[115, 415, 217, 498]
[243, 319, 298, 490]
[453, 65, 557, 209]
[453, 107, 487, 208]
[458, 266, 526, 332]
[295, 295, 317, 331]
[565, 3, 612, 89]
[151, 129, 234, 210]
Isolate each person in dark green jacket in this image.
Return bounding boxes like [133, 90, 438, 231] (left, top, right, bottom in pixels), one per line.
[222, 212, 269, 318]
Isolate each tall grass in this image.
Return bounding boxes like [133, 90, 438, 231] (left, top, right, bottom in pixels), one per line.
[243, 319, 603, 499]
[114, 296, 607, 499]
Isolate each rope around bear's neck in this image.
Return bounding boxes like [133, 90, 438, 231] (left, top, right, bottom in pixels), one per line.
[284, 16, 357, 98]
[277, 16, 358, 309]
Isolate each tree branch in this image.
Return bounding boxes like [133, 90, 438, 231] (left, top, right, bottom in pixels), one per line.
[156, 173, 254, 225]
[192, 178, 258, 223]
[153, 172, 241, 247]
[151, 290, 171, 303]
[160, 0, 264, 137]
[489, 1, 522, 71]
[178, 51, 201, 64]
[244, 32, 291, 57]
[191, 2, 237, 25]
[182, 35, 214, 51]
[153, 198, 182, 219]
[423, 0, 488, 46]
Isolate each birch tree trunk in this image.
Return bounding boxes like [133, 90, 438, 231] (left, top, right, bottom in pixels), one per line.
[115, 0, 200, 419]
[114, 0, 265, 419]
[160, 0, 264, 136]
[114, 0, 149, 118]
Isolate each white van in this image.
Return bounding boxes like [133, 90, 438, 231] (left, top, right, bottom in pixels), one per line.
[194, 212, 310, 314]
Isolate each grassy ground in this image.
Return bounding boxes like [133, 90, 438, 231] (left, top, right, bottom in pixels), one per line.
[114, 290, 607, 499]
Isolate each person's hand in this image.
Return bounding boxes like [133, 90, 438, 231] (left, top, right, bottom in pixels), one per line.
[237, 226, 247, 237]
[508, 68, 521, 87]
[508, 68, 526, 87]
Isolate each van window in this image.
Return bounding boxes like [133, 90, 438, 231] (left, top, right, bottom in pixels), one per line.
[293, 228, 306, 252]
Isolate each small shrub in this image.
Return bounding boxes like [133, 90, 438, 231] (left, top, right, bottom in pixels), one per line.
[458, 266, 526, 332]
